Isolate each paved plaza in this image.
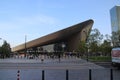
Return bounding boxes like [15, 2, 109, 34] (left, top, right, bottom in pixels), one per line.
[0, 58, 120, 80]
[0, 58, 104, 69]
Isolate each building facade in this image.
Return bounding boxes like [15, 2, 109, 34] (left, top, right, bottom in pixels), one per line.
[110, 6, 120, 46]
[110, 5, 120, 32]
[12, 19, 94, 53]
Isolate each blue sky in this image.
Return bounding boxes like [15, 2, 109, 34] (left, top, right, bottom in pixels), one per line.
[0, 0, 119, 47]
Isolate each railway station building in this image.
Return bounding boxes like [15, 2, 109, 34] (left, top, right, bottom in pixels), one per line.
[12, 19, 94, 55]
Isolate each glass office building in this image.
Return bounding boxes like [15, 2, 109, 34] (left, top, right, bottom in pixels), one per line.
[110, 5, 120, 32]
[110, 6, 120, 46]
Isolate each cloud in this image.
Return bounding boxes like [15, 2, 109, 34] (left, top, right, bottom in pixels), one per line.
[0, 14, 58, 29]
[15, 15, 58, 26]
[0, 22, 18, 30]
[0, 14, 59, 47]
[0, 14, 59, 46]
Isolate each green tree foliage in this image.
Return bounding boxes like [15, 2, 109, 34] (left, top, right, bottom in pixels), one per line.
[87, 28, 103, 45]
[87, 28, 103, 53]
[90, 41, 99, 53]
[105, 34, 111, 42]
[112, 31, 120, 47]
[0, 41, 11, 58]
[77, 41, 87, 54]
[100, 40, 112, 56]
[78, 28, 112, 56]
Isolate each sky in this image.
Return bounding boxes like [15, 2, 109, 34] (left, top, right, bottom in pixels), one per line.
[0, 0, 119, 47]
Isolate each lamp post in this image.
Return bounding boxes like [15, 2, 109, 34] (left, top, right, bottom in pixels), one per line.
[25, 35, 27, 58]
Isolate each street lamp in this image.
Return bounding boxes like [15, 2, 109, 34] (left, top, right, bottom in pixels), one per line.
[25, 35, 27, 58]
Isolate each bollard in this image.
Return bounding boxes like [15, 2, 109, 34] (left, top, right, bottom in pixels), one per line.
[17, 70, 20, 80]
[89, 69, 92, 80]
[66, 70, 69, 80]
[42, 70, 44, 80]
[110, 69, 113, 80]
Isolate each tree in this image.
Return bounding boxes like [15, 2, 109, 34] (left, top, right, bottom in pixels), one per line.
[104, 34, 111, 43]
[112, 31, 120, 47]
[100, 40, 112, 56]
[87, 28, 103, 54]
[77, 41, 87, 55]
[78, 28, 112, 57]
[87, 28, 103, 45]
[0, 41, 11, 58]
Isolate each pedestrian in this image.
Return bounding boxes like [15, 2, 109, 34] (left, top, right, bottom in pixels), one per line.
[41, 55, 44, 63]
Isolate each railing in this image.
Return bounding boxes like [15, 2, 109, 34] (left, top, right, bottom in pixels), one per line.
[40, 69, 113, 80]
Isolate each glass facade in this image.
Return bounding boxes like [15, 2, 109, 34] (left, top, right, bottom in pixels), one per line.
[42, 42, 66, 52]
[42, 44, 54, 52]
[110, 6, 120, 32]
[110, 6, 120, 47]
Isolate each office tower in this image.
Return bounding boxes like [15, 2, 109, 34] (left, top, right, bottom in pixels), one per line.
[110, 5, 120, 32]
[110, 5, 120, 46]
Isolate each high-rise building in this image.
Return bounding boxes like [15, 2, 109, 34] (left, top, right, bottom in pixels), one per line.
[110, 5, 120, 32]
[110, 5, 120, 46]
